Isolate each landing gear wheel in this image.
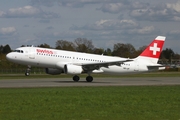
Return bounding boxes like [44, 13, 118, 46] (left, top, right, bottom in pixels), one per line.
[25, 65, 31, 76]
[25, 72, 30, 76]
[73, 75, 80, 82]
[86, 76, 93, 82]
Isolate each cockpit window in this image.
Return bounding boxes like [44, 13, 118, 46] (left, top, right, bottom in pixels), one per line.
[14, 50, 24, 53]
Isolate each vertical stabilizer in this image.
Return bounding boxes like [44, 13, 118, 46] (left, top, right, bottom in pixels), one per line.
[137, 36, 166, 63]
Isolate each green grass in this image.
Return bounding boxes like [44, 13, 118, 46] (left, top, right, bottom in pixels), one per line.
[0, 71, 180, 80]
[0, 86, 180, 120]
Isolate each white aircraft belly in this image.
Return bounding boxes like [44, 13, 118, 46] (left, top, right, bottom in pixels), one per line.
[101, 65, 135, 74]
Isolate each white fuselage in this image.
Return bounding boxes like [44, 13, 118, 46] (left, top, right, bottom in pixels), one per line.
[6, 46, 150, 75]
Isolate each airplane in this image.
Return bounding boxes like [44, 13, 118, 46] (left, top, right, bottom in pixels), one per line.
[6, 36, 166, 82]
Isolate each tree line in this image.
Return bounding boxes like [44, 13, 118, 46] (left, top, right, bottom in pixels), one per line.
[0, 37, 180, 69]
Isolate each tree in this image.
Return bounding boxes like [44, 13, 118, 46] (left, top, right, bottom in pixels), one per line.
[93, 48, 104, 55]
[2, 44, 11, 54]
[104, 48, 112, 56]
[173, 53, 180, 59]
[112, 43, 136, 58]
[160, 48, 175, 62]
[38, 43, 51, 48]
[74, 38, 94, 53]
[21, 45, 26, 47]
[55, 40, 76, 51]
[0, 45, 3, 54]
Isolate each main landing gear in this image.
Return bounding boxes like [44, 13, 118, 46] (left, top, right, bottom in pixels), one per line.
[73, 75, 80, 82]
[72, 75, 93, 82]
[25, 65, 31, 76]
[86, 76, 93, 82]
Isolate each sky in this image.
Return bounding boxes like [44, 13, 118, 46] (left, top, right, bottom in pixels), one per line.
[0, 0, 180, 53]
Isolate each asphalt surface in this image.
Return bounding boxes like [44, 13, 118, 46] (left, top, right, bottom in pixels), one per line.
[0, 77, 180, 88]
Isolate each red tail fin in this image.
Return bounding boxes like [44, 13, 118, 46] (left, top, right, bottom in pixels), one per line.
[140, 36, 166, 58]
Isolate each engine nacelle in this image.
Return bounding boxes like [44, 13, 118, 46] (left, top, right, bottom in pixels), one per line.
[45, 68, 63, 75]
[64, 64, 83, 75]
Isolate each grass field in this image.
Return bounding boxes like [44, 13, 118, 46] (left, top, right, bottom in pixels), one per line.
[0, 72, 180, 119]
[0, 86, 180, 120]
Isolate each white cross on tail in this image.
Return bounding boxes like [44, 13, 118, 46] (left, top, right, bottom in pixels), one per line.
[150, 43, 160, 55]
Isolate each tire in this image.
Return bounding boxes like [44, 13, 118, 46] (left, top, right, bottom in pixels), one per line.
[73, 75, 80, 82]
[86, 76, 93, 82]
[25, 72, 30, 76]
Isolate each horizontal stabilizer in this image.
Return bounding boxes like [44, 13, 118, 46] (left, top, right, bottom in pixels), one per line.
[147, 64, 165, 71]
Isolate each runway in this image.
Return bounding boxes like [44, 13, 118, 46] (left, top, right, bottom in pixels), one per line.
[0, 77, 180, 88]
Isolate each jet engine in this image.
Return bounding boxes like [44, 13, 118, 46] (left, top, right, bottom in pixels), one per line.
[45, 68, 63, 75]
[64, 64, 83, 75]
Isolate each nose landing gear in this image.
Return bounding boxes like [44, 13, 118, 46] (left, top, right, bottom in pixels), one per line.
[25, 65, 31, 76]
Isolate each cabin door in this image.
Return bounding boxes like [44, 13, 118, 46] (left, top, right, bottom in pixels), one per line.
[29, 48, 35, 59]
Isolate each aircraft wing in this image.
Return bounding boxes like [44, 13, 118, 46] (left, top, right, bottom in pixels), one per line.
[74, 59, 133, 72]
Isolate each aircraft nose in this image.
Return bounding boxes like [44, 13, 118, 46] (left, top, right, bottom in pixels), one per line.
[6, 53, 14, 61]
